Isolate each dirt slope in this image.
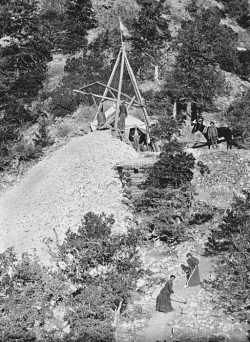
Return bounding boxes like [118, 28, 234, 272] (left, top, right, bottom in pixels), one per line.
[0, 131, 139, 264]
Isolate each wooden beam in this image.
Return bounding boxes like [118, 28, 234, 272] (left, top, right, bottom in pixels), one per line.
[128, 96, 136, 110]
[97, 82, 140, 104]
[91, 94, 97, 107]
[80, 81, 139, 105]
[93, 49, 122, 123]
[73, 90, 140, 107]
[79, 81, 99, 90]
[124, 53, 150, 128]
[114, 44, 125, 134]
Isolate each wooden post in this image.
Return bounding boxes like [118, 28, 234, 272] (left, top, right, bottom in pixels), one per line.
[114, 44, 125, 135]
[128, 96, 136, 110]
[124, 52, 154, 149]
[124, 52, 150, 127]
[93, 49, 122, 123]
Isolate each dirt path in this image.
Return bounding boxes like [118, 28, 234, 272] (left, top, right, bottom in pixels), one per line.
[0, 131, 139, 264]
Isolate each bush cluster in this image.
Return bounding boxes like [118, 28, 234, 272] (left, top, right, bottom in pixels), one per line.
[133, 141, 195, 243]
[0, 212, 143, 342]
[205, 192, 250, 322]
[225, 89, 250, 141]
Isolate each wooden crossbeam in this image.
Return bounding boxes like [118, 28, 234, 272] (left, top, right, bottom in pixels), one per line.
[73, 90, 142, 108]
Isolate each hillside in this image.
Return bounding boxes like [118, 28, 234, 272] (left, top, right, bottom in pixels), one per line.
[0, 1, 250, 342]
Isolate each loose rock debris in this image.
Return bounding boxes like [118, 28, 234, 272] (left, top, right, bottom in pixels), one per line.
[0, 131, 140, 264]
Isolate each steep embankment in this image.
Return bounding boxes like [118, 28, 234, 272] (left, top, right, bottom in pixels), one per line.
[0, 131, 140, 264]
[117, 118, 250, 342]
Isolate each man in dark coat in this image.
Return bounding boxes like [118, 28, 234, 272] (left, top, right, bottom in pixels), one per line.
[208, 121, 218, 148]
[156, 275, 176, 313]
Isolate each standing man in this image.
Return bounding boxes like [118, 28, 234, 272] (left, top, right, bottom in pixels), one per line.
[208, 121, 218, 148]
[118, 100, 128, 140]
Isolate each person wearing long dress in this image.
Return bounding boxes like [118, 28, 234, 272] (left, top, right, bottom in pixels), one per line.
[156, 275, 176, 313]
[97, 104, 106, 129]
[181, 253, 200, 287]
[118, 101, 128, 140]
[133, 128, 140, 152]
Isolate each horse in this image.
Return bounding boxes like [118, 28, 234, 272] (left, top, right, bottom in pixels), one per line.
[191, 120, 233, 150]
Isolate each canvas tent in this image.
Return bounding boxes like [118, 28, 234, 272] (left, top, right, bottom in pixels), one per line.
[90, 103, 153, 144]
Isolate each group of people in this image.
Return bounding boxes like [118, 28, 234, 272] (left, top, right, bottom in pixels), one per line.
[194, 116, 219, 149]
[96, 100, 128, 140]
[156, 253, 200, 313]
[97, 101, 147, 151]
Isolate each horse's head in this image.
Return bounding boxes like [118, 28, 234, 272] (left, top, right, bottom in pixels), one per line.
[191, 118, 203, 134]
[191, 120, 199, 133]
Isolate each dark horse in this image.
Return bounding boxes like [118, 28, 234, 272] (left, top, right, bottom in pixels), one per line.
[192, 120, 233, 150]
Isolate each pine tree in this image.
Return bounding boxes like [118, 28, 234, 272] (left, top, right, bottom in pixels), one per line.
[0, 0, 52, 146]
[221, 0, 250, 28]
[130, 0, 171, 77]
[172, 6, 239, 106]
[63, 0, 97, 53]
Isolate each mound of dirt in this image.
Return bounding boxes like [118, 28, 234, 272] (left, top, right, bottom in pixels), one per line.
[0, 131, 139, 264]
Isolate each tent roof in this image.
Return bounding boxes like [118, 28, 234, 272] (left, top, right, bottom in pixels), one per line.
[91, 104, 155, 134]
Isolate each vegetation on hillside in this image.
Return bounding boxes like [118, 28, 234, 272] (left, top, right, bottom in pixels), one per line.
[0, 1, 250, 340]
[130, 0, 171, 78]
[133, 140, 195, 243]
[171, 5, 240, 107]
[0, 0, 52, 156]
[205, 192, 250, 323]
[221, 0, 250, 28]
[0, 212, 143, 342]
[225, 89, 250, 140]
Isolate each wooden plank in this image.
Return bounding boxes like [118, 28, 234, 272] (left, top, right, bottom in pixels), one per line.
[115, 44, 126, 134]
[94, 49, 122, 123]
[73, 90, 142, 108]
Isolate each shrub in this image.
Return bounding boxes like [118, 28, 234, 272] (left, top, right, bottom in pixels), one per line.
[145, 141, 195, 188]
[189, 201, 215, 225]
[56, 122, 73, 138]
[225, 89, 250, 140]
[205, 192, 250, 322]
[134, 186, 193, 244]
[14, 141, 43, 161]
[171, 6, 239, 106]
[220, 0, 250, 28]
[0, 212, 143, 342]
[133, 141, 195, 243]
[49, 87, 82, 118]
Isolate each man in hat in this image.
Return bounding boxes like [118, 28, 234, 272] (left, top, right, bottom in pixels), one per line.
[208, 121, 218, 148]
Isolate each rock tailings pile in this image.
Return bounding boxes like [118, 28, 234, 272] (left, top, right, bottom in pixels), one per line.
[0, 131, 139, 264]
